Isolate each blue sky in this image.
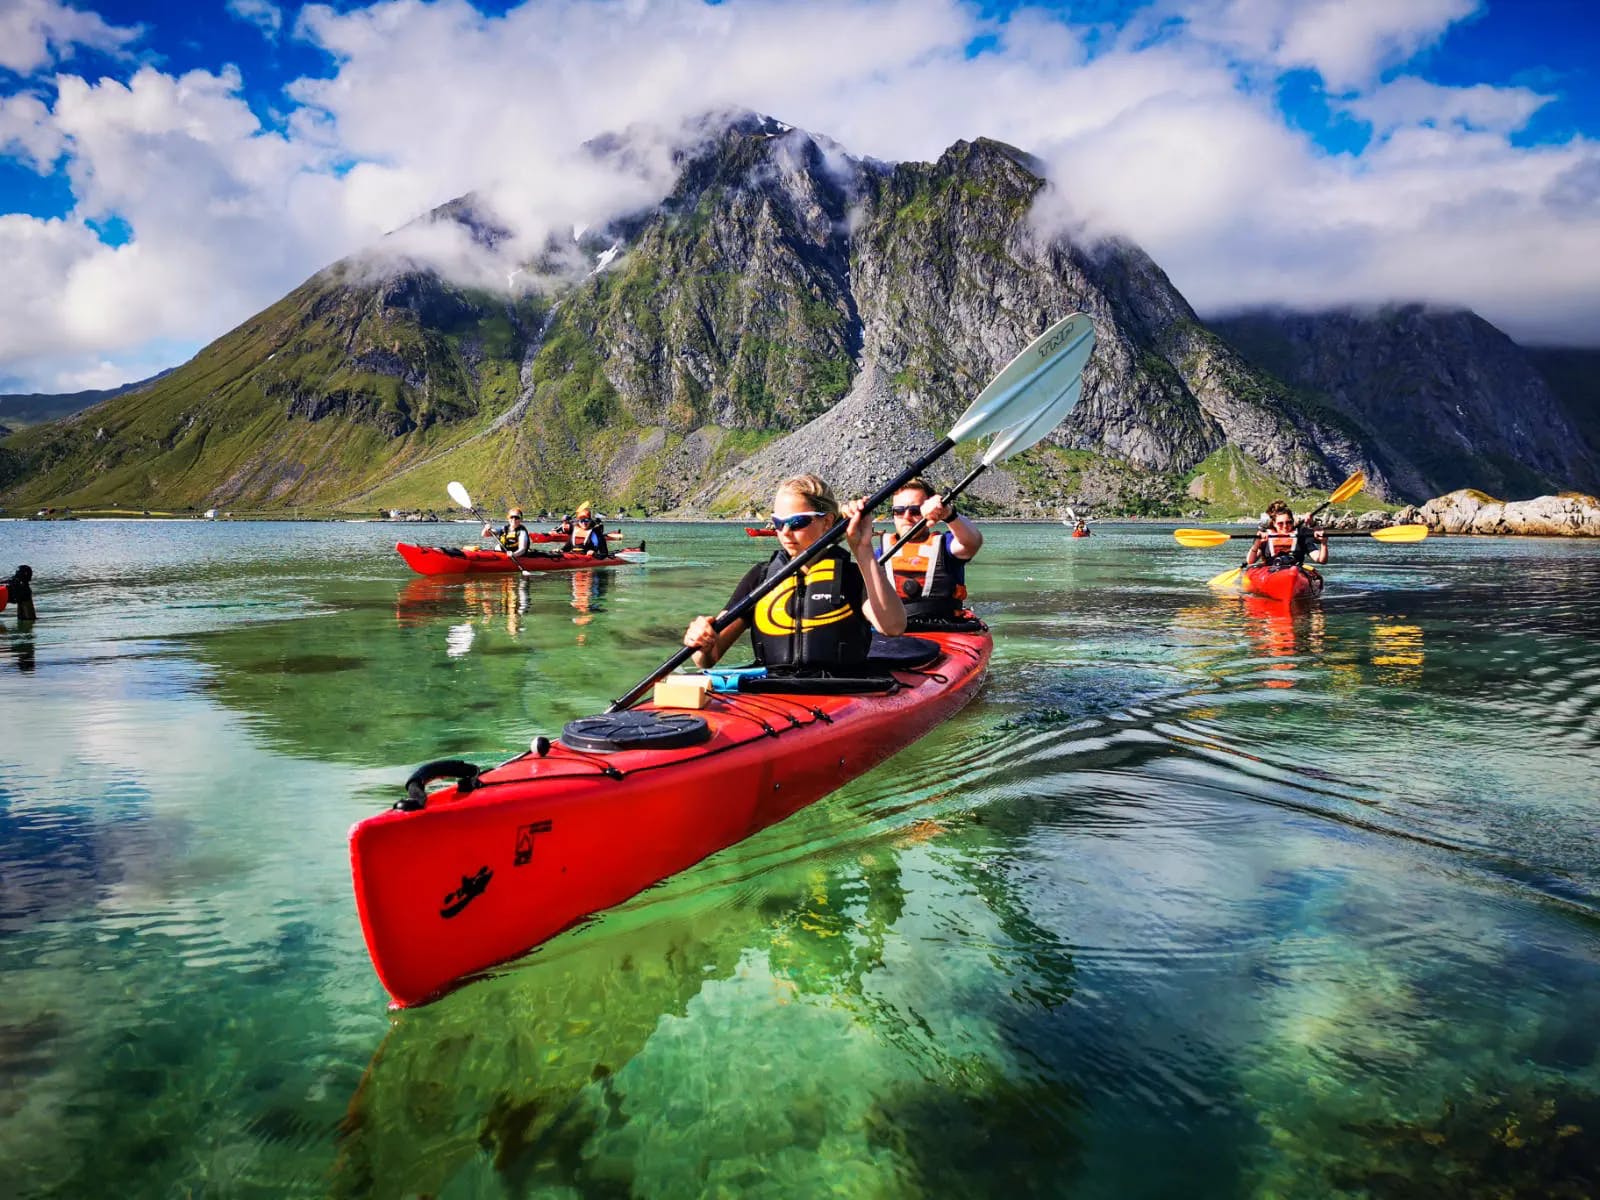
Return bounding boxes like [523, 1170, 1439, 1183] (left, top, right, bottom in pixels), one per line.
[2, 0, 1598, 392]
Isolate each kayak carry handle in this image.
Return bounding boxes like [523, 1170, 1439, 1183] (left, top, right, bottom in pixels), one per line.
[399, 759, 482, 812]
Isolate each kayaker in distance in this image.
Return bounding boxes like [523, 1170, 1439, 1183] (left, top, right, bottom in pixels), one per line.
[1073, 519, 1090, 537]
[481, 507, 533, 557]
[568, 504, 609, 557]
[549, 512, 575, 539]
[683, 474, 906, 671]
[878, 477, 982, 627]
[1245, 508, 1328, 572]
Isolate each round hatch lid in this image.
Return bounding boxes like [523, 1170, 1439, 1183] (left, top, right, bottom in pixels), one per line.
[561, 710, 712, 753]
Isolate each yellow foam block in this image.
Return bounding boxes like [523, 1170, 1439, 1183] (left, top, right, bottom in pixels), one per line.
[652, 676, 711, 710]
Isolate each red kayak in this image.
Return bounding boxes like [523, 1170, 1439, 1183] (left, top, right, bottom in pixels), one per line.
[1071, 530, 1089, 538]
[395, 542, 642, 576]
[349, 625, 992, 1007]
[744, 526, 777, 537]
[1241, 564, 1324, 603]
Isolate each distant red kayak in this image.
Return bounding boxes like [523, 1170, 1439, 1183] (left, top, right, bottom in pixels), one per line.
[744, 526, 777, 537]
[1071, 530, 1089, 538]
[395, 542, 642, 576]
[1241, 564, 1323, 603]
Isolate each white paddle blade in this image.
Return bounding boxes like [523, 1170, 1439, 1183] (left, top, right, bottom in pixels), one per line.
[617, 550, 650, 563]
[949, 313, 1095, 444]
[447, 481, 474, 510]
[981, 376, 1084, 465]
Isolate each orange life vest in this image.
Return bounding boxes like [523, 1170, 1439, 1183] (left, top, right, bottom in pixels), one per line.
[880, 531, 966, 619]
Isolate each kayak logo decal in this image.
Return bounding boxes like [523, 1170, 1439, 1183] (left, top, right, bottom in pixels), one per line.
[754, 562, 852, 636]
[440, 866, 492, 918]
[514, 820, 552, 867]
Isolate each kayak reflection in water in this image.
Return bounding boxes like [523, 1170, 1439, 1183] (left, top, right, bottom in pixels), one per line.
[570, 569, 607, 626]
[877, 476, 983, 628]
[682, 474, 906, 673]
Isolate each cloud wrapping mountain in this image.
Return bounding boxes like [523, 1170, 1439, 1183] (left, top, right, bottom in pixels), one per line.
[1, 0, 1596, 394]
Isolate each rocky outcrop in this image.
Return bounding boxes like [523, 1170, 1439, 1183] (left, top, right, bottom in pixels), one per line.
[1394, 489, 1600, 536]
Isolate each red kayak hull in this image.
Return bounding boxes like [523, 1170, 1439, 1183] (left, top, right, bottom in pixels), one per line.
[1071, 530, 1089, 538]
[1241, 564, 1324, 603]
[349, 628, 992, 1007]
[395, 542, 635, 575]
[744, 526, 777, 537]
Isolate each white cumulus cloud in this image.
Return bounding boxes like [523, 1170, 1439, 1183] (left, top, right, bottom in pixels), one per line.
[225, 0, 284, 40]
[0, 0, 1596, 393]
[0, 0, 141, 75]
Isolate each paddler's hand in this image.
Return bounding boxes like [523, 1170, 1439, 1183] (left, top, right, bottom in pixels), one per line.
[684, 616, 718, 653]
[481, 524, 494, 539]
[842, 498, 875, 558]
[922, 494, 953, 523]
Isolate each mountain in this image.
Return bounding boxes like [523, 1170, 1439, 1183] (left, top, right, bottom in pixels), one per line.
[2, 112, 1588, 515]
[0, 372, 168, 433]
[1523, 346, 1600, 477]
[1210, 307, 1600, 499]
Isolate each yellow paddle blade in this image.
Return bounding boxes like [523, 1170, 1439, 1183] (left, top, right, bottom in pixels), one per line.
[1328, 470, 1366, 506]
[1174, 528, 1235, 548]
[1207, 566, 1244, 589]
[1370, 523, 1429, 543]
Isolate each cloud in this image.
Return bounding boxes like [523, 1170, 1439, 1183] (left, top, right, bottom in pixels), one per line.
[0, 0, 141, 75]
[0, 91, 65, 169]
[1, 0, 1597, 391]
[1172, 0, 1482, 89]
[225, 0, 284, 41]
[1345, 76, 1552, 135]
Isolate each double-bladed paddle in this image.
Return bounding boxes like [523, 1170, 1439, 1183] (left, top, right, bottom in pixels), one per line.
[606, 312, 1098, 713]
[1176, 524, 1429, 548]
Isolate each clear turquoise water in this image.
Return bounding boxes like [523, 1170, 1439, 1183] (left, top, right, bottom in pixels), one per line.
[1, 519, 1597, 1198]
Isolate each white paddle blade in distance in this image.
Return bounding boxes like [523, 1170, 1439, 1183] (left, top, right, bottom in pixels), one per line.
[949, 313, 1096, 444]
[617, 550, 650, 563]
[447, 481, 474, 510]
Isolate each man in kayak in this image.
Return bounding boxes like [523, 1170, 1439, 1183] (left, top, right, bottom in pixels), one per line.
[1072, 519, 1090, 537]
[569, 504, 610, 557]
[877, 477, 982, 627]
[482, 507, 535, 558]
[683, 474, 905, 673]
[1246, 508, 1328, 572]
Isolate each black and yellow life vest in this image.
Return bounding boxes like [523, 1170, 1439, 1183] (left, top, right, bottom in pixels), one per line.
[498, 525, 526, 553]
[879, 531, 965, 619]
[749, 548, 872, 670]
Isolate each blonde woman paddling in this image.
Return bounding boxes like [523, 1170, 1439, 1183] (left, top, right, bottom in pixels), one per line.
[683, 474, 905, 673]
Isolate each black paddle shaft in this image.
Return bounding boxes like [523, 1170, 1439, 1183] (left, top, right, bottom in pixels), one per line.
[607, 437, 956, 712]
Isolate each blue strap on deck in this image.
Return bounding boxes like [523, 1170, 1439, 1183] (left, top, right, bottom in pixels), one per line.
[701, 666, 769, 693]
